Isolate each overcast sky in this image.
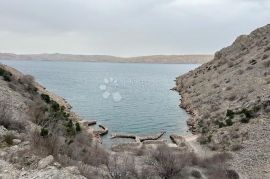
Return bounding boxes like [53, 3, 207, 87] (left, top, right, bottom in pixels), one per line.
[0, 0, 269, 56]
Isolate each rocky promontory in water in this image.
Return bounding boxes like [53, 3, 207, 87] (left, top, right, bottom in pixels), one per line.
[176, 24, 270, 179]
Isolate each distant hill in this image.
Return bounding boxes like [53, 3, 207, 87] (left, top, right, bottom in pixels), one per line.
[0, 53, 213, 64]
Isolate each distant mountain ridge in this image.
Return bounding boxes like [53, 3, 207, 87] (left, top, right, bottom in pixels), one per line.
[0, 53, 213, 64]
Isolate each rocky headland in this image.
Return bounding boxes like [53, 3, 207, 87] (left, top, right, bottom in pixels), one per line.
[175, 24, 270, 179]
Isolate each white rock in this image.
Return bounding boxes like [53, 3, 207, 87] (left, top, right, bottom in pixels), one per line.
[0, 151, 7, 157]
[38, 155, 54, 169]
[12, 139, 21, 145]
[64, 166, 80, 175]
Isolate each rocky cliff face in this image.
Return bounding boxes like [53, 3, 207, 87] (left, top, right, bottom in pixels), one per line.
[176, 24, 270, 179]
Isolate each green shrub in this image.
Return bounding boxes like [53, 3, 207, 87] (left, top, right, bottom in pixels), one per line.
[4, 133, 14, 145]
[3, 72, 12, 82]
[63, 112, 70, 118]
[252, 105, 261, 113]
[207, 135, 212, 142]
[0, 67, 12, 81]
[0, 68, 5, 76]
[61, 106, 65, 112]
[75, 122, 81, 132]
[218, 121, 225, 128]
[66, 119, 73, 128]
[240, 117, 249, 123]
[41, 93, 51, 103]
[201, 127, 209, 134]
[240, 108, 252, 119]
[191, 170, 202, 178]
[198, 135, 211, 144]
[66, 120, 76, 136]
[40, 128, 49, 137]
[225, 118, 233, 126]
[226, 110, 234, 119]
[51, 101, 60, 112]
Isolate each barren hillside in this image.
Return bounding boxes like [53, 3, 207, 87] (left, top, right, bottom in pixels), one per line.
[175, 24, 270, 179]
[0, 53, 213, 64]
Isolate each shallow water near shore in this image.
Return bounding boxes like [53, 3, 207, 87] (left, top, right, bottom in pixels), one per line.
[1, 60, 199, 146]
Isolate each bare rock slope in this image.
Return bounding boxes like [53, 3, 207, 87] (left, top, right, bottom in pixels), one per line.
[175, 24, 270, 178]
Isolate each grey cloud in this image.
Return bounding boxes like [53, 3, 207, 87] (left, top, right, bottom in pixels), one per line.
[0, 0, 269, 56]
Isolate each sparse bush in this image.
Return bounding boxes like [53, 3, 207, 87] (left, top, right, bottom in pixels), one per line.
[226, 169, 240, 179]
[263, 59, 270, 67]
[65, 119, 76, 136]
[231, 144, 243, 151]
[0, 102, 26, 132]
[212, 83, 220, 88]
[237, 69, 244, 75]
[225, 86, 233, 91]
[226, 110, 234, 119]
[30, 127, 60, 156]
[0, 67, 5, 76]
[264, 46, 270, 52]
[3, 72, 12, 81]
[40, 128, 49, 137]
[225, 118, 233, 126]
[41, 93, 51, 103]
[262, 54, 269, 60]
[198, 152, 232, 168]
[105, 154, 138, 179]
[264, 106, 270, 113]
[227, 61, 234, 68]
[246, 66, 253, 71]
[198, 135, 211, 144]
[75, 122, 81, 132]
[240, 117, 249, 123]
[3, 132, 15, 146]
[191, 169, 202, 178]
[227, 94, 237, 101]
[148, 145, 189, 178]
[27, 100, 47, 125]
[0, 67, 13, 82]
[19, 75, 37, 93]
[51, 100, 60, 112]
[240, 108, 252, 119]
[218, 121, 225, 128]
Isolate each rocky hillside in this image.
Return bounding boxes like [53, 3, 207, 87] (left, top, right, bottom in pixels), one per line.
[175, 24, 270, 179]
[0, 64, 107, 178]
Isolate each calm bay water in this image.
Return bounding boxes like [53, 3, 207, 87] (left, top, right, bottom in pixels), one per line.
[1, 60, 198, 145]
